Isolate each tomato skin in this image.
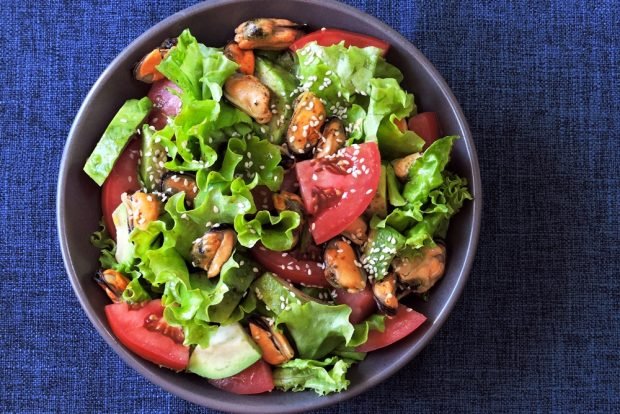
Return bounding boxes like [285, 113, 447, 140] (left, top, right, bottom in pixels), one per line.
[147, 79, 182, 118]
[250, 245, 329, 288]
[408, 112, 441, 148]
[296, 142, 382, 244]
[105, 299, 189, 371]
[356, 305, 427, 352]
[209, 360, 274, 395]
[101, 139, 141, 239]
[334, 286, 377, 324]
[290, 29, 389, 56]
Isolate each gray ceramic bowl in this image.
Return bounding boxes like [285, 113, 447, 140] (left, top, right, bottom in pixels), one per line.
[57, 0, 481, 412]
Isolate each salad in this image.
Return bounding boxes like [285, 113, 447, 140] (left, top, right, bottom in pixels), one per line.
[84, 19, 472, 395]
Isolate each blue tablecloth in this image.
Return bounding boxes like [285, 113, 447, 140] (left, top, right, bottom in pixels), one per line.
[2, 0, 618, 412]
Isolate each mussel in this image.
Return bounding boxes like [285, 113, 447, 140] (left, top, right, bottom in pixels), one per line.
[372, 273, 398, 316]
[249, 316, 295, 365]
[392, 243, 446, 293]
[224, 74, 272, 124]
[323, 238, 367, 293]
[339, 217, 368, 246]
[315, 117, 346, 158]
[160, 172, 198, 206]
[391, 152, 421, 180]
[133, 38, 177, 83]
[286, 91, 326, 155]
[124, 191, 162, 230]
[191, 229, 236, 278]
[94, 269, 130, 303]
[234, 18, 304, 50]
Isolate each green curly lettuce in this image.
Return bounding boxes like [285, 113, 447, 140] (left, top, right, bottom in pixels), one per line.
[273, 357, 353, 395]
[156, 29, 238, 101]
[162, 253, 259, 340]
[294, 42, 415, 146]
[377, 114, 424, 159]
[220, 135, 284, 191]
[234, 210, 301, 251]
[163, 99, 253, 172]
[164, 171, 255, 260]
[365, 78, 415, 141]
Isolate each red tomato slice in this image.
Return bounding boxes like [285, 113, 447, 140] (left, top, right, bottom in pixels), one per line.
[250, 244, 329, 287]
[209, 360, 274, 395]
[148, 79, 182, 119]
[101, 139, 141, 239]
[290, 29, 389, 56]
[408, 112, 441, 148]
[105, 299, 189, 371]
[334, 286, 377, 324]
[296, 142, 381, 244]
[356, 305, 427, 353]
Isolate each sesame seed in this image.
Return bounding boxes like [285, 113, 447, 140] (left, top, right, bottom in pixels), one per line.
[213, 205, 219, 213]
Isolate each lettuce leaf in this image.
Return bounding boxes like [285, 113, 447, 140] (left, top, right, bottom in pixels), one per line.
[365, 78, 415, 140]
[164, 171, 255, 260]
[90, 220, 118, 270]
[296, 42, 382, 103]
[276, 301, 356, 359]
[156, 29, 238, 101]
[234, 210, 301, 251]
[379, 135, 459, 230]
[404, 172, 472, 248]
[377, 114, 424, 159]
[273, 357, 353, 395]
[122, 278, 151, 303]
[220, 135, 284, 191]
[155, 253, 258, 347]
[163, 99, 253, 172]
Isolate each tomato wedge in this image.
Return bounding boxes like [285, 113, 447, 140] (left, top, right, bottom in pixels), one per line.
[296, 142, 381, 244]
[290, 28, 389, 56]
[250, 245, 329, 287]
[334, 286, 377, 324]
[101, 139, 141, 239]
[408, 112, 441, 148]
[356, 305, 427, 352]
[209, 360, 274, 395]
[105, 299, 189, 371]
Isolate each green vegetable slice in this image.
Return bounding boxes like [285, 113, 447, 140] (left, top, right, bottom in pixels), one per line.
[83, 97, 152, 185]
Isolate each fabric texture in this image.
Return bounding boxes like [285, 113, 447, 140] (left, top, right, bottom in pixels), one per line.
[1, 0, 618, 412]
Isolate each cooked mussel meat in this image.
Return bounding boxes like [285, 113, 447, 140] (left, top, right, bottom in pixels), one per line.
[323, 238, 367, 292]
[224, 73, 272, 124]
[133, 38, 177, 83]
[391, 152, 421, 180]
[287, 91, 326, 155]
[273, 191, 305, 249]
[372, 273, 398, 316]
[234, 18, 304, 50]
[249, 316, 295, 365]
[123, 191, 162, 230]
[315, 117, 346, 158]
[160, 172, 198, 206]
[392, 244, 446, 293]
[94, 269, 130, 303]
[191, 229, 236, 278]
[339, 216, 368, 246]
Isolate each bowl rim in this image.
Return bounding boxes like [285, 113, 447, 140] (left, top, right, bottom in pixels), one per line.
[57, 0, 481, 412]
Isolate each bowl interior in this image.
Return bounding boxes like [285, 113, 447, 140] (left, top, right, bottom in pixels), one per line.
[58, 0, 481, 412]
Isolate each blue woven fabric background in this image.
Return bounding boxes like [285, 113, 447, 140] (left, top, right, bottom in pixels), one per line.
[1, 0, 618, 412]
